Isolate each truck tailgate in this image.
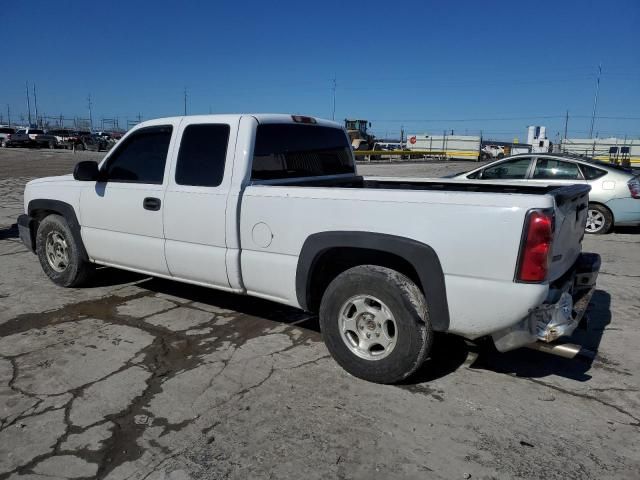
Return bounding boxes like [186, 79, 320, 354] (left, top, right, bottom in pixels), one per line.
[547, 184, 591, 281]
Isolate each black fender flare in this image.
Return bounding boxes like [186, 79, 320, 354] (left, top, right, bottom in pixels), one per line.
[27, 199, 89, 261]
[295, 231, 450, 331]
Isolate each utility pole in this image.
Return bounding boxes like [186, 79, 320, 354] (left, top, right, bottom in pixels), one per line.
[589, 64, 602, 139]
[563, 110, 569, 141]
[6, 104, 10, 126]
[26, 81, 32, 126]
[183, 88, 187, 116]
[33, 84, 39, 126]
[331, 76, 336, 121]
[87, 94, 93, 131]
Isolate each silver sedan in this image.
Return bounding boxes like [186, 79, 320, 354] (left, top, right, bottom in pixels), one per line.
[451, 153, 640, 234]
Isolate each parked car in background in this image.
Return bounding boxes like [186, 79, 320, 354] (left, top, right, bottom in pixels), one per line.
[5, 128, 45, 147]
[48, 128, 76, 148]
[451, 153, 640, 234]
[481, 144, 505, 160]
[34, 132, 60, 149]
[79, 133, 109, 151]
[0, 126, 16, 147]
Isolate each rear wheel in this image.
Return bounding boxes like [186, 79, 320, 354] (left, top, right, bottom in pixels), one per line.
[585, 204, 613, 234]
[319, 265, 432, 384]
[36, 214, 94, 287]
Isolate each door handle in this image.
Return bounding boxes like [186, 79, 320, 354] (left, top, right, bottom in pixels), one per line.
[143, 197, 161, 211]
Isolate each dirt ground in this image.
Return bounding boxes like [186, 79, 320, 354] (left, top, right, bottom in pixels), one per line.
[0, 147, 638, 479]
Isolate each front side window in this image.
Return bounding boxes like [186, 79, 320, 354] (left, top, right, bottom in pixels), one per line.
[175, 124, 230, 187]
[252, 124, 353, 180]
[480, 157, 532, 179]
[102, 126, 172, 184]
[533, 159, 582, 180]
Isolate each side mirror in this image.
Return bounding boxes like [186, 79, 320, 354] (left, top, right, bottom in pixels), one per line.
[73, 161, 100, 181]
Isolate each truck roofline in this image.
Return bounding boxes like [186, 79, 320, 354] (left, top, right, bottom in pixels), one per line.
[132, 114, 344, 131]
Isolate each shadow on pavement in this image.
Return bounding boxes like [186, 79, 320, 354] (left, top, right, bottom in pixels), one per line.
[138, 275, 316, 328]
[467, 289, 612, 382]
[82, 266, 148, 288]
[86, 267, 613, 384]
[0, 224, 19, 240]
[613, 225, 640, 234]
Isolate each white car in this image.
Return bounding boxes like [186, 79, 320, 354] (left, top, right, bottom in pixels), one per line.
[18, 114, 599, 383]
[451, 153, 640, 234]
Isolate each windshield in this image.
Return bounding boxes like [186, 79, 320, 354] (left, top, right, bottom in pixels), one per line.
[252, 124, 354, 180]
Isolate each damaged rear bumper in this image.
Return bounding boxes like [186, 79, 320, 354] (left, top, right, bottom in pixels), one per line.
[492, 252, 601, 352]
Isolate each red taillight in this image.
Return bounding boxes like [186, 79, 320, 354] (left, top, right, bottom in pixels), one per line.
[628, 178, 640, 199]
[7, 134, 11, 139]
[516, 210, 554, 282]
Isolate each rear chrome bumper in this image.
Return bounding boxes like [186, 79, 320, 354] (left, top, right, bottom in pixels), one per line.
[493, 253, 601, 352]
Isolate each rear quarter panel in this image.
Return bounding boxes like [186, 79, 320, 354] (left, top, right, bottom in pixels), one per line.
[239, 186, 550, 337]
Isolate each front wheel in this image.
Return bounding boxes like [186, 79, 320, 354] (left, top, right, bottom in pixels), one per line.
[319, 265, 432, 384]
[35, 214, 94, 287]
[585, 204, 613, 234]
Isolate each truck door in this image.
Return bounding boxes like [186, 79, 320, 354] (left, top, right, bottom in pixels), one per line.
[79, 123, 177, 275]
[163, 117, 239, 289]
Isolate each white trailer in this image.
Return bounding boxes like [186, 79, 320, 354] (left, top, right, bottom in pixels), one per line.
[561, 138, 640, 165]
[405, 134, 481, 161]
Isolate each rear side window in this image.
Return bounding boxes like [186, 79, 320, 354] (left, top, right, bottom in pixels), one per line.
[103, 126, 172, 184]
[0, 128, 14, 134]
[533, 159, 582, 180]
[252, 124, 353, 180]
[30, 129, 44, 135]
[581, 164, 607, 180]
[175, 124, 230, 187]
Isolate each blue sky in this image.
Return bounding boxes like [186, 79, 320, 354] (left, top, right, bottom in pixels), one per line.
[1, 0, 639, 141]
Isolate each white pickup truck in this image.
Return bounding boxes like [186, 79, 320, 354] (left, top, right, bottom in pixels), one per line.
[18, 114, 600, 383]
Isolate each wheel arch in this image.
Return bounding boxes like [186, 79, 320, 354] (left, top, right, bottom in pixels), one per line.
[588, 201, 615, 224]
[296, 231, 450, 331]
[28, 199, 88, 260]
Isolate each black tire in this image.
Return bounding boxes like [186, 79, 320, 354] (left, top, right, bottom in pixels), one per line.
[585, 203, 613, 235]
[35, 214, 94, 287]
[319, 265, 432, 384]
[48, 140, 55, 149]
[497, 152, 505, 159]
[76, 142, 85, 151]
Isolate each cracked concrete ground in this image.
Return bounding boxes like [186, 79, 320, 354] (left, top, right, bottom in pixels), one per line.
[1, 148, 639, 479]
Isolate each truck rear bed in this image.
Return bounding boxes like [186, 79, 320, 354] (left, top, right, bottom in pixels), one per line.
[264, 174, 587, 198]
